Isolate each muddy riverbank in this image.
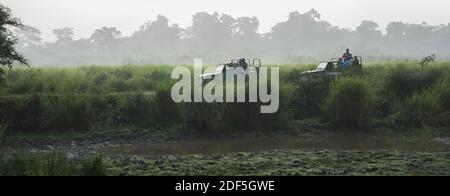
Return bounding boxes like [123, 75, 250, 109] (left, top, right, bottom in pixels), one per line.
[2, 126, 450, 176]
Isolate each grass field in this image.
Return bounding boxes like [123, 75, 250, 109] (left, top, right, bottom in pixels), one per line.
[1, 62, 449, 132]
[0, 62, 449, 176]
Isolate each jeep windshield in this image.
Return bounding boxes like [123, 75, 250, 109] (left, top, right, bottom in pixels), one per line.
[316, 62, 328, 71]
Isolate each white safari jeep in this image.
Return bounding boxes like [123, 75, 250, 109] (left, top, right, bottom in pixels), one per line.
[200, 58, 261, 83]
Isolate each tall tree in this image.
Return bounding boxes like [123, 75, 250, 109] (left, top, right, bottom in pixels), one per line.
[14, 25, 42, 48]
[89, 27, 122, 64]
[190, 12, 236, 50]
[0, 4, 28, 81]
[355, 20, 382, 49]
[90, 26, 121, 48]
[271, 9, 336, 55]
[133, 15, 182, 55]
[234, 17, 260, 39]
[53, 27, 74, 46]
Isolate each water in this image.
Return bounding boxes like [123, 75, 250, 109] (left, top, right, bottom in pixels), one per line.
[101, 133, 450, 156]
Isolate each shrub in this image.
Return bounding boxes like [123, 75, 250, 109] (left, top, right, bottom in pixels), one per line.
[4, 69, 43, 94]
[111, 93, 156, 126]
[289, 76, 333, 119]
[325, 77, 374, 129]
[0, 68, 5, 85]
[183, 81, 293, 133]
[0, 153, 76, 176]
[393, 79, 450, 128]
[43, 95, 91, 132]
[80, 156, 106, 176]
[108, 77, 129, 92]
[440, 84, 450, 111]
[183, 102, 283, 133]
[0, 93, 163, 132]
[0, 154, 106, 176]
[113, 66, 134, 80]
[154, 84, 181, 123]
[89, 72, 110, 93]
[393, 93, 437, 128]
[147, 70, 169, 81]
[383, 66, 444, 99]
[93, 72, 110, 85]
[0, 95, 44, 132]
[183, 102, 227, 133]
[0, 122, 7, 144]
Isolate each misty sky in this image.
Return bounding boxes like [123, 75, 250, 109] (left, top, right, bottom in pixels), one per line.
[3, 0, 450, 42]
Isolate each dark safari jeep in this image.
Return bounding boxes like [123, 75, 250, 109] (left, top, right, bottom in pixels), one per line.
[302, 56, 363, 76]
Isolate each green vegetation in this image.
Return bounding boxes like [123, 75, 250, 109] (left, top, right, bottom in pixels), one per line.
[108, 150, 450, 176]
[0, 65, 176, 132]
[0, 121, 7, 144]
[0, 153, 106, 176]
[0, 4, 28, 82]
[1, 65, 172, 95]
[325, 77, 374, 129]
[287, 76, 333, 119]
[0, 62, 449, 176]
[1, 3, 449, 176]
[393, 79, 450, 128]
[183, 83, 293, 133]
[0, 62, 449, 133]
[4, 149, 450, 176]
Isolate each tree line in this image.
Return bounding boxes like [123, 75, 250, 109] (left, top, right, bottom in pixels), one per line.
[11, 9, 450, 66]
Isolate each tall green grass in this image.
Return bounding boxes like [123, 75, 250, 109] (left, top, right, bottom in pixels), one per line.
[0, 121, 7, 144]
[288, 76, 333, 119]
[324, 77, 375, 129]
[0, 63, 449, 133]
[392, 79, 450, 128]
[0, 93, 170, 132]
[1, 65, 173, 95]
[183, 74, 293, 133]
[0, 153, 106, 176]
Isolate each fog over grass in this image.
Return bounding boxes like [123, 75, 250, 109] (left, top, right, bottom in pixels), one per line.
[3, 0, 450, 65]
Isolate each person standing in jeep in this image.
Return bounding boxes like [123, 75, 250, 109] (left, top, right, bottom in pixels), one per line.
[341, 49, 353, 67]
